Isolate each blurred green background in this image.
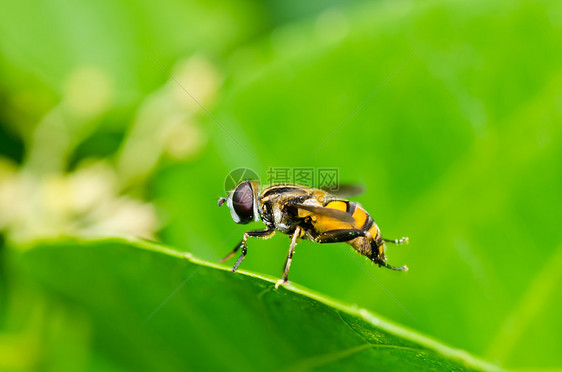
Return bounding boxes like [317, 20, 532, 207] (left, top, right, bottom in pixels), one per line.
[1, 0, 561, 370]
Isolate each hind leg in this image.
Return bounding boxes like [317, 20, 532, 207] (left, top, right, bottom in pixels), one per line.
[314, 229, 367, 243]
[383, 237, 409, 245]
[373, 239, 408, 271]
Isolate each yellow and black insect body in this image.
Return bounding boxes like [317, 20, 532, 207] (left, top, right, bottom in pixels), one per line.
[218, 180, 408, 284]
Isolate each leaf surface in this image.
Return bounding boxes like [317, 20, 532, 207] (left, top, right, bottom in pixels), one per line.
[18, 238, 500, 371]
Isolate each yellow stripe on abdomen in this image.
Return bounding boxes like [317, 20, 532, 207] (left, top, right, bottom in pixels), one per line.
[313, 200, 352, 232]
[352, 207, 368, 230]
[368, 224, 380, 239]
[325, 200, 347, 212]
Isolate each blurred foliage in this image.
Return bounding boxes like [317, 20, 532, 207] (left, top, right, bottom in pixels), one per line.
[1, 0, 561, 370]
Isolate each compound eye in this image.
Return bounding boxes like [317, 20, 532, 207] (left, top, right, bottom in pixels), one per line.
[232, 181, 254, 224]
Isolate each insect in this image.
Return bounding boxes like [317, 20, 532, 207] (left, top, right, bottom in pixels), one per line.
[218, 180, 408, 285]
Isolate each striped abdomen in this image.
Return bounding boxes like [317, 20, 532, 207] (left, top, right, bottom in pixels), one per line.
[312, 199, 381, 239]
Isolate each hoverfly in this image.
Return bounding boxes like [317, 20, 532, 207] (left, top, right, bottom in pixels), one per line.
[218, 180, 408, 285]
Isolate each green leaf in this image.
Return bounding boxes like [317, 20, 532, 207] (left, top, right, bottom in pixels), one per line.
[16, 238, 501, 371]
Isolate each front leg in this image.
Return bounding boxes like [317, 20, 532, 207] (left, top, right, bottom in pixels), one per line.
[220, 227, 275, 272]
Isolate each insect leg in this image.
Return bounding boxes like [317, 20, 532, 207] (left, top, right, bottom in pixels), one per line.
[220, 227, 275, 272]
[383, 237, 409, 245]
[375, 259, 408, 272]
[369, 239, 409, 271]
[280, 226, 302, 283]
[231, 243, 247, 273]
[315, 229, 366, 243]
[219, 240, 242, 263]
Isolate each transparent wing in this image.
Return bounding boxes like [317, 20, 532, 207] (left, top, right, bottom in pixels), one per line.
[321, 184, 365, 198]
[294, 203, 355, 224]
